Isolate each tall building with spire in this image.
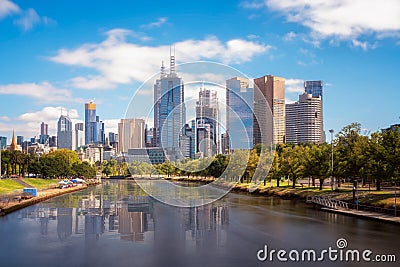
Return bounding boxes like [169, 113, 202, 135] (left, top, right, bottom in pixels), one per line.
[9, 130, 18, 151]
[57, 115, 73, 149]
[154, 49, 185, 160]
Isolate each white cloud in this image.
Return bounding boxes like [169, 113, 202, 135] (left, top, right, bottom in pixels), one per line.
[0, 0, 19, 19]
[265, 0, 400, 40]
[17, 106, 79, 123]
[140, 17, 168, 29]
[1, 1, 56, 31]
[103, 119, 120, 135]
[0, 116, 10, 121]
[69, 76, 116, 90]
[0, 106, 80, 138]
[49, 29, 271, 90]
[285, 97, 296, 104]
[0, 81, 82, 103]
[285, 78, 304, 93]
[247, 34, 260, 39]
[240, 1, 265, 9]
[351, 39, 377, 51]
[13, 8, 40, 31]
[283, 31, 297, 41]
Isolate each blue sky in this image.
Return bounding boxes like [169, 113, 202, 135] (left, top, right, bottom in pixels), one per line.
[0, 0, 400, 141]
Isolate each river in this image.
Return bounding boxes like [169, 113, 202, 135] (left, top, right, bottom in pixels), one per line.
[0, 180, 398, 267]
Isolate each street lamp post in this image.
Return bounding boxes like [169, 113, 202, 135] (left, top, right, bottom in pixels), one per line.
[329, 129, 334, 191]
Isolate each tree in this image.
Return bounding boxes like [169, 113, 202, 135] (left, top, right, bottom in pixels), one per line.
[281, 145, 306, 188]
[72, 162, 96, 178]
[335, 122, 363, 182]
[208, 154, 229, 179]
[308, 144, 331, 190]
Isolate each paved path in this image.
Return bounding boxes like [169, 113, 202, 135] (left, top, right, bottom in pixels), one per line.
[321, 207, 400, 225]
[0, 185, 89, 216]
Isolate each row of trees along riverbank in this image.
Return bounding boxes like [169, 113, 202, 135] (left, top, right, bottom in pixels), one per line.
[1, 123, 398, 189]
[123, 123, 400, 191]
[0, 149, 96, 179]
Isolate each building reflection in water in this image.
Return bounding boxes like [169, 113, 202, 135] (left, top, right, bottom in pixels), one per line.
[20, 183, 229, 250]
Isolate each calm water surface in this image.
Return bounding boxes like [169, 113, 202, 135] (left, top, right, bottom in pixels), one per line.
[0, 180, 399, 267]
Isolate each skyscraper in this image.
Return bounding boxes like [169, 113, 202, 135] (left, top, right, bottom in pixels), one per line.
[253, 75, 285, 145]
[109, 132, 118, 148]
[304, 80, 323, 99]
[75, 123, 84, 151]
[0, 136, 6, 149]
[85, 101, 104, 145]
[154, 51, 185, 160]
[226, 77, 254, 150]
[196, 88, 219, 156]
[41, 122, 48, 135]
[118, 118, 145, 153]
[39, 122, 49, 144]
[17, 136, 24, 146]
[57, 115, 73, 149]
[285, 93, 324, 144]
[179, 120, 195, 159]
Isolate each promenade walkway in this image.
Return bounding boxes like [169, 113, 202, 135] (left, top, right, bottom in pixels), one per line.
[321, 207, 400, 224]
[0, 184, 89, 216]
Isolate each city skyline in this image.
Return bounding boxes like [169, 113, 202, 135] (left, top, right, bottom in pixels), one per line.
[1, 1, 400, 141]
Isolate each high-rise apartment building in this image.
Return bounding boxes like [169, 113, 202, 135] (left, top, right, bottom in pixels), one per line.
[154, 52, 185, 160]
[57, 115, 73, 149]
[118, 118, 145, 153]
[285, 93, 324, 144]
[253, 75, 285, 145]
[196, 88, 219, 156]
[226, 77, 254, 150]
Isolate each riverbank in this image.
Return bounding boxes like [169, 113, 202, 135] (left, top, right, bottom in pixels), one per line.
[163, 176, 393, 204]
[0, 182, 99, 216]
[161, 176, 400, 224]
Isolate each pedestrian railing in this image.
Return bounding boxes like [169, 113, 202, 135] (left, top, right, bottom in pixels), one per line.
[306, 196, 349, 209]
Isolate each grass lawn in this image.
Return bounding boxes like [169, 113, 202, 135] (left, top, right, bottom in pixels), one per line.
[0, 180, 25, 194]
[22, 178, 59, 189]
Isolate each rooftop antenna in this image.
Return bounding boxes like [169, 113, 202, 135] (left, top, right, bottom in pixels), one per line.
[170, 45, 175, 74]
